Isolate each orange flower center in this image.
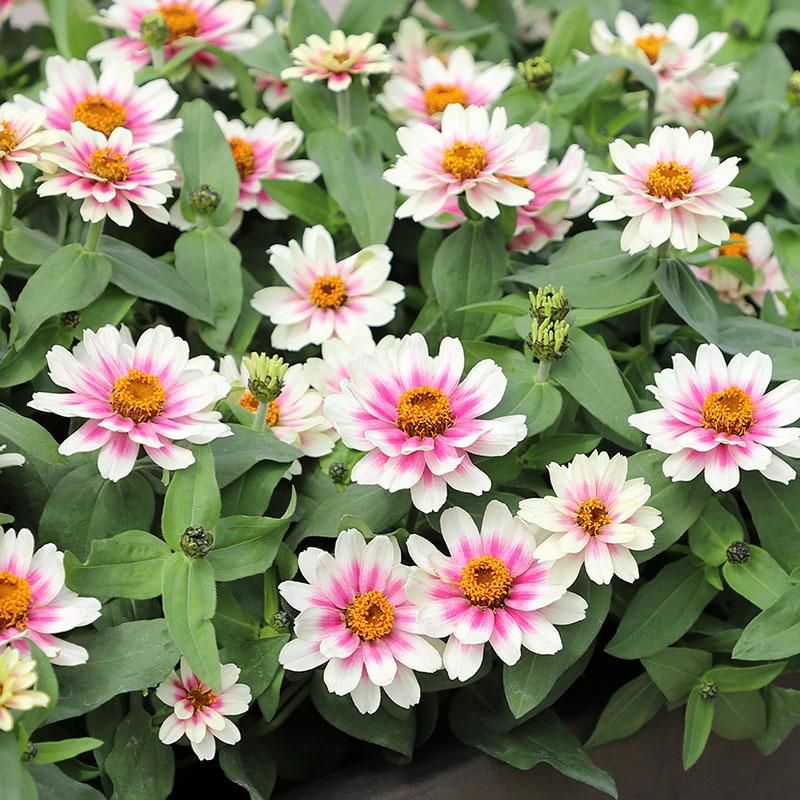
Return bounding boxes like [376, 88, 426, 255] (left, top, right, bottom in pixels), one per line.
[396, 386, 453, 439]
[691, 94, 723, 113]
[110, 368, 166, 424]
[158, 2, 200, 43]
[443, 142, 487, 181]
[0, 572, 32, 630]
[73, 95, 127, 137]
[701, 386, 754, 436]
[646, 160, 693, 200]
[239, 390, 259, 413]
[88, 147, 130, 183]
[634, 33, 669, 64]
[344, 590, 394, 641]
[576, 498, 611, 536]
[0, 122, 18, 154]
[424, 83, 468, 115]
[719, 232, 749, 259]
[309, 275, 347, 309]
[460, 555, 512, 608]
[266, 400, 280, 427]
[186, 686, 217, 711]
[229, 136, 256, 180]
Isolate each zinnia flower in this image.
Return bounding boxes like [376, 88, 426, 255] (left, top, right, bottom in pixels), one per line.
[0, 646, 49, 731]
[629, 344, 800, 491]
[407, 502, 587, 681]
[378, 47, 514, 126]
[89, 0, 257, 87]
[156, 659, 252, 761]
[281, 29, 393, 92]
[390, 17, 440, 84]
[323, 333, 527, 513]
[18, 55, 181, 146]
[588, 125, 752, 254]
[383, 104, 544, 221]
[0, 528, 101, 665]
[0, 102, 62, 189]
[250, 15, 291, 111]
[305, 337, 379, 397]
[213, 111, 319, 219]
[36, 122, 176, 226]
[518, 452, 661, 585]
[29, 325, 231, 482]
[251, 225, 403, 351]
[690, 223, 789, 314]
[655, 63, 738, 128]
[279, 529, 442, 714]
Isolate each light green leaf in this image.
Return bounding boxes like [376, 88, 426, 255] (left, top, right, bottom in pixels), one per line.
[654, 258, 718, 342]
[757, 687, 800, 754]
[732, 583, 800, 661]
[287, 0, 332, 45]
[682, 689, 714, 769]
[723, 545, 791, 610]
[30, 738, 103, 765]
[261, 180, 336, 227]
[642, 647, 712, 703]
[521, 434, 602, 470]
[28, 764, 105, 800]
[209, 424, 300, 488]
[712, 691, 767, 741]
[740, 473, 800, 571]
[0, 405, 65, 465]
[586, 673, 663, 749]
[0, 731, 23, 800]
[339, 0, 405, 33]
[705, 662, 786, 693]
[42, 0, 104, 57]
[688, 499, 743, 567]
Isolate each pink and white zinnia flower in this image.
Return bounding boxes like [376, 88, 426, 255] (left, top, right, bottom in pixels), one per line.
[0, 646, 49, 732]
[0, 102, 61, 189]
[378, 47, 514, 126]
[213, 111, 319, 219]
[390, 17, 441, 84]
[324, 333, 528, 513]
[655, 63, 738, 128]
[282, 29, 393, 92]
[589, 125, 752, 254]
[279, 530, 442, 714]
[518, 452, 661, 586]
[36, 122, 175, 226]
[29, 325, 232, 482]
[251, 225, 403, 351]
[407, 502, 587, 681]
[0, 528, 101, 665]
[383, 104, 545, 221]
[305, 337, 378, 398]
[629, 344, 800, 491]
[157, 659, 252, 761]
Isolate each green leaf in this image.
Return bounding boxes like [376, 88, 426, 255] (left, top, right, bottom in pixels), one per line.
[31, 738, 102, 765]
[542, 4, 590, 66]
[705, 662, 786, 693]
[606, 558, 718, 659]
[161, 446, 221, 551]
[0, 732, 23, 800]
[521, 433, 602, 470]
[732, 583, 800, 661]
[219, 637, 287, 698]
[504, 577, 611, 718]
[712, 691, 767, 741]
[723, 545, 791, 611]
[306, 127, 395, 248]
[585, 673, 663, 749]
[175, 227, 243, 350]
[209, 424, 300, 488]
[757, 686, 800, 754]
[238, 32, 292, 75]
[654, 258, 718, 342]
[104, 706, 174, 800]
[219, 744, 277, 800]
[42, 0, 104, 57]
[682, 689, 714, 769]
[28, 764, 105, 800]
[14, 244, 112, 348]
[688, 498, 743, 567]
[338, 0, 405, 33]
[740, 473, 800, 571]
[551, 327, 639, 447]
[0, 405, 65, 464]
[64, 530, 171, 600]
[641, 647, 711, 703]
[261, 180, 336, 227]
[287, 0, 332, 45]
[0, 324, 72, 389]
[4, 222, 60, 265]
[53, 620, 179, 722]
[19, 645, 58, 736]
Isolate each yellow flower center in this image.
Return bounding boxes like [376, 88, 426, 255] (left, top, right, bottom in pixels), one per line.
[460, 555, 513, 608]
[186, 686, 217, 711]
[499, 174, 529, 188]
[266, 400, 280, 427]
[646, 160, 693, 200]
[576, 498, 612, 536]
[229, 136, 256, 180]
[691, 94, 723, 113]
[719, 232, 749, 259]
[0, 572, 32, 630]
[0, 122, 18, 154]
[158, 2, 200, 43]
[424, 83, 468, 115]
[634, 33, 669, 64]
[239, 389, 259, 413]
[309, 275, 348, 310]
[701, 386, 755, 436]
[443, 142, 487, 181]
[73, 95, 127, 137]
[88, 147, 130, 183]
[344, 590, 395, 641]
[110, 369, 167, 424]
[396, 386, 453, 439]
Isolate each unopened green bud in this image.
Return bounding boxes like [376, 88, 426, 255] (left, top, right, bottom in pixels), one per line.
[529, 285, 570, 322]
[61, 310, 81, 328]
[180, 525, 214, 558]
[271, 610, 292, 633]
[698, 680, 718, 701]
[328, 462, 349, 485]
[518, 56, 553, 91]
[528, 317, 570, 362]
[726, 541, 751, 564]
[728, 20, 747, 40]
[787, 71, 800, 107]
[140, 12, 169, 48]
[22, 743, 38, 762]
[189, 184, 221, 216]
[242, 352, 289, 403]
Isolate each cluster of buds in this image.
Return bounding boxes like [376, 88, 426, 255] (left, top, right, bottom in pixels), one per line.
[518, 57, 553, 92]
[787, 71, 800, 107]
[180, 525, 214, 559]
[242, 352, 289, 404]
[526, 285, 571, 363]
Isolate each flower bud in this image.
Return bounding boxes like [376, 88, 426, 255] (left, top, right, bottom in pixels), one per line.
[518, 56, 553, 91]
[189, 184, 221, 216]
[270, 610, 292, 633]
[180, 525, 214, 558]
[61, 310, 81, 328]
[529, 285, 570, 322]
[328, 462, 349, 485]
[698, 680, 718, 701]
[242, 352, 289, 404]
[726, 541, 751, 564]
[140, 12, 169, 48]
[528, 317, 570, 362]
[787, 71, 800, 107]
[728, 20, 747, 40]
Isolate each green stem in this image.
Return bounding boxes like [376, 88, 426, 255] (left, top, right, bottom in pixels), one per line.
[263, 567, 279, 621]
[608, 346, 645, 362]
[645, 88, 656, 134]
[640, 302, 656, 354]
[0, 185, 13, 231]
[151, 47, 165, 70]
[535, 360, 551, 383]
[254, 400, 268, 431]
[83, 220, 104, 251]
[336, 89, 352, 130]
